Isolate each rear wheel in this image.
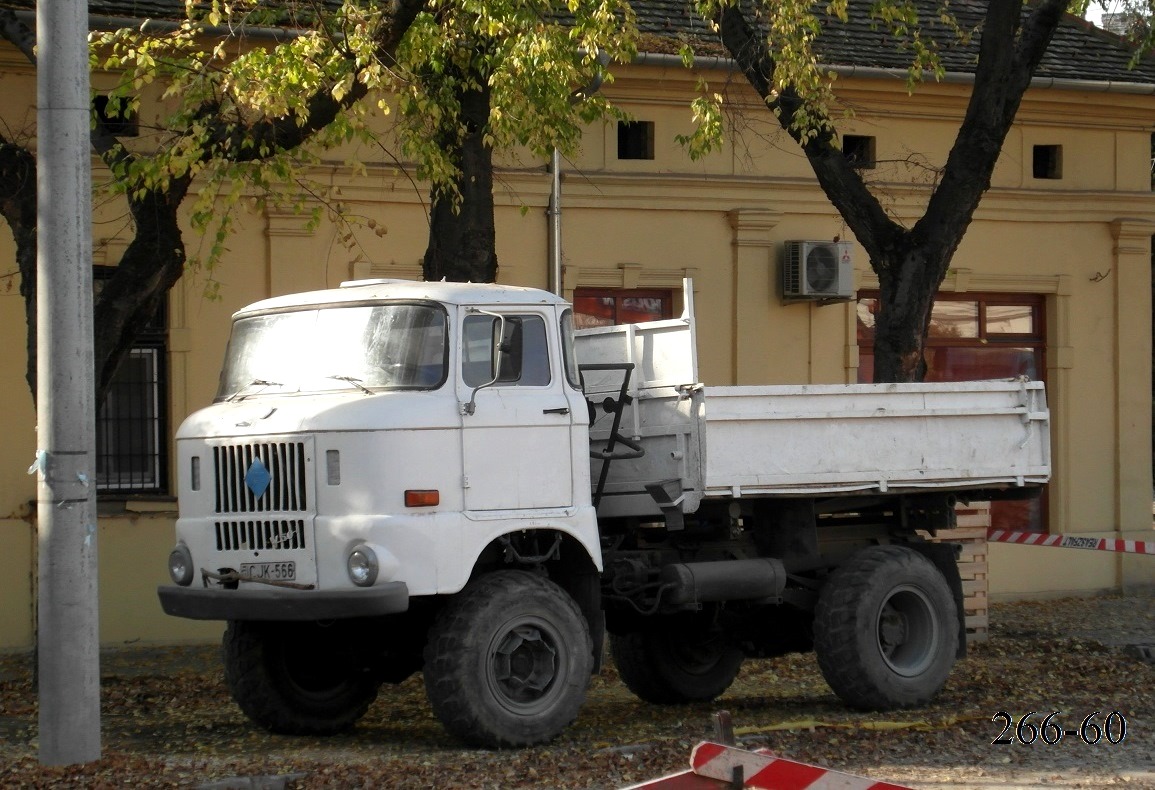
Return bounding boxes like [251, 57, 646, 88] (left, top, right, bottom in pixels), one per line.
[813, 545, 959, 710]
[610, 615, 744, 704]
[222, 620, 379, 735]
[423, 570, 593, 748]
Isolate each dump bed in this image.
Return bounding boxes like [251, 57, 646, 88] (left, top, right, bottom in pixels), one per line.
[576, 305, 1050, 520]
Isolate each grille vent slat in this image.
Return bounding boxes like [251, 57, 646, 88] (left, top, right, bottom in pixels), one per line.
[214, 519, 307, 551]
[212, 441, 308, 514]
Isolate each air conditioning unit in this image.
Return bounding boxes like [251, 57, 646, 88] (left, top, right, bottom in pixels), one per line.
[782, 241, 854, 300]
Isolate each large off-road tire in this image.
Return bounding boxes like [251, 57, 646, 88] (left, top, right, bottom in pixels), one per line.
[423, 570, 593, 748]
[610, 617, 744, 705]
[222, 620, 380, 735]
[813, 545, 959, 711]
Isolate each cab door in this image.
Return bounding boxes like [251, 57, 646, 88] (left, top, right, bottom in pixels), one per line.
[458, 310, 575, 511]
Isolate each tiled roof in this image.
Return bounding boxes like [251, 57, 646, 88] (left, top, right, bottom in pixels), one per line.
[634, 0, 1155, 84]
[4, 0, 1154, 84]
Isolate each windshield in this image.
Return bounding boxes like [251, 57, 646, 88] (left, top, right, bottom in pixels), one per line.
[216, 302, 448, 400]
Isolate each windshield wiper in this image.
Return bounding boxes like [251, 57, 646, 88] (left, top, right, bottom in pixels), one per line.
[328, 375, 373, 395]
[227, 379, 283, 402]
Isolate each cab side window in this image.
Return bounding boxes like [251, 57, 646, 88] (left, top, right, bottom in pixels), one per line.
[462, 314, 551, 387]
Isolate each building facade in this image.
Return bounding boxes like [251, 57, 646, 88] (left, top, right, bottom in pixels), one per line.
[0, 4, 1153, 649]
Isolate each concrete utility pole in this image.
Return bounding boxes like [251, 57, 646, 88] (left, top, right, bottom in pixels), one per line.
[35, 0, 101, 765]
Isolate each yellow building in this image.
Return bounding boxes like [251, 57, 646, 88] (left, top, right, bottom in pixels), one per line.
[0, 3, 1153, 650]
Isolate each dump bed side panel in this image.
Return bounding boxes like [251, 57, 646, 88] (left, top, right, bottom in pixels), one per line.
[700, 381, 1050, 497]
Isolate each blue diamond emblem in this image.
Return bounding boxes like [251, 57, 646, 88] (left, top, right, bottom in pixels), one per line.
[245, 457, 271, 498]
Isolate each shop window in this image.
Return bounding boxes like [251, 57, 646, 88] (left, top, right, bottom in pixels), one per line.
[617, 121, 655, 160]
[94, 268, 168, 493]
[857, 292, 1047, 531]
[573, 288, 672, 328]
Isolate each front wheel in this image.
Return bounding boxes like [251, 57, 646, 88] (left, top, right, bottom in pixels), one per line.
[813, 545, 959, 710]
[610, 616, 744, 705]
[423, 570, 593, 748]
[222, 620, 380, 735]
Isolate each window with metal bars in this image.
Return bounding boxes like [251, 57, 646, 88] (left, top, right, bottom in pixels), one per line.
[94, 267, 168, 494]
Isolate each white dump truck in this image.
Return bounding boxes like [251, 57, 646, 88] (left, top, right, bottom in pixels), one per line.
[158, 279, 1050, 748]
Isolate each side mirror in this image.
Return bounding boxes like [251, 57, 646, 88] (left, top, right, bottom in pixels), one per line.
[463, 312, 506, 416]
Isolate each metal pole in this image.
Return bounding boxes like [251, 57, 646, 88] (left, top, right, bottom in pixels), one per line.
[35, 0, 101, 765]
[548, 148, 562, 296]
[547, 54, 608, 297]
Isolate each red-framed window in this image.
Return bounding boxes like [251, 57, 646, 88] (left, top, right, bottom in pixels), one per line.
[857, 292, 1048, 531]
[573, 288, 673, 328]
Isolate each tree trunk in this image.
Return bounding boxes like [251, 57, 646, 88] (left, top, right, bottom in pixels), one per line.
[422, 77, 498, 283]
[92, 181, 191, 405]
[0, 144, 190, 407]
[871, 245, 947, 382]
[0, 129, 192, 406]
[0, 137, 39, 396]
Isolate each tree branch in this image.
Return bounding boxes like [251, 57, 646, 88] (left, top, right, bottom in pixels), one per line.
[712, 3, 904, 263]
[0, 8, 36, 63]
[206, 0, 429, 163]
[916, 0, 1066, 263]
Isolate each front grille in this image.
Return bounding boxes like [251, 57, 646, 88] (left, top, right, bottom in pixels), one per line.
[214, 442, 308, 514]
[215, 519, 308, 551]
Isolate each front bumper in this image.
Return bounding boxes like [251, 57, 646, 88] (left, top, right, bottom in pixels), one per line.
[157, 581, 410, 621]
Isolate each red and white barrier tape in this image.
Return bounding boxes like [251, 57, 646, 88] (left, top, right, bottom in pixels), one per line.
[986, 529, 1155, 555]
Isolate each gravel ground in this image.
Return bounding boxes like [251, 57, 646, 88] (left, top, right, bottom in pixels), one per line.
[1, 590, 1152, 789]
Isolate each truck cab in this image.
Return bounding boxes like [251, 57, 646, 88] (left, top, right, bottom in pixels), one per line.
[163, 279, 600, 613]
[160, 280, 604, 746]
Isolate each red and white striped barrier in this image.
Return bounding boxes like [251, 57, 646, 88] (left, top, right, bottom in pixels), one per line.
[622, 742, 912, 790]
[986, 528, 1155, 555]
[623, 769, 727, 789]
[691, 742, 912, 790]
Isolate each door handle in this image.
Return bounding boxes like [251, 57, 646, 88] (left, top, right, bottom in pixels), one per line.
[543, 407, 570, 415]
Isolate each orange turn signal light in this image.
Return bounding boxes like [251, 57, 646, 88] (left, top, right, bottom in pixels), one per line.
[405, 489, 440, 507]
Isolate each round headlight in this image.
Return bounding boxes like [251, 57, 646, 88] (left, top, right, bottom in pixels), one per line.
[347, 545, 379, 587]
[168, 544, 194, 586]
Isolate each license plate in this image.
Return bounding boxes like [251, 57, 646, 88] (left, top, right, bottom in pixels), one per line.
[240, 561, 296, 582]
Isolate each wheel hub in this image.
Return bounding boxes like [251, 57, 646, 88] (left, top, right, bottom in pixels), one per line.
[879, 607, 908, 650]
[876, 585, 938, 677]
[492, 625, 557, 702]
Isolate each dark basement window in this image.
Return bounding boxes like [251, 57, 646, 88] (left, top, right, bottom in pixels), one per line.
[1032, 145, 1062, 180]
